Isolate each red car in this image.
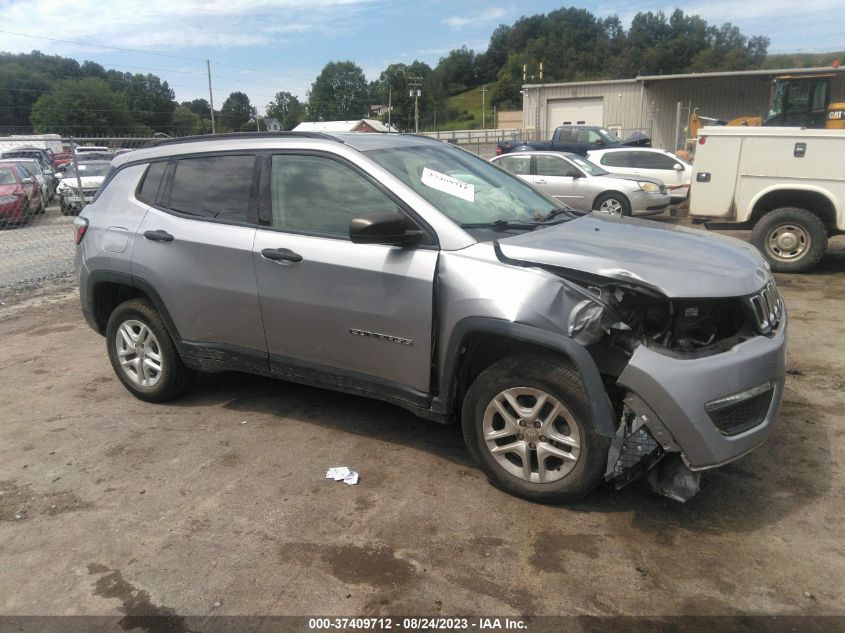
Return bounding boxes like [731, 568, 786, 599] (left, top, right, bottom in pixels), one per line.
[0, 162, 44, 227]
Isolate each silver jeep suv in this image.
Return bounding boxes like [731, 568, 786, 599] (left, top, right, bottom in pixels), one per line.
[75, 132, 787, 503]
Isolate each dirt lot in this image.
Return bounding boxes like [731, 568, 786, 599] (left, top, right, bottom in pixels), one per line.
[1, 224, 844, 621]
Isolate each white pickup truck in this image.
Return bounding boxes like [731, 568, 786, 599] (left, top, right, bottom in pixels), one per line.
[689, 126, 845, 272]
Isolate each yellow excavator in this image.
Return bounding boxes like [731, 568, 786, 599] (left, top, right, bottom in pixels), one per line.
[689, 73, 845, 138]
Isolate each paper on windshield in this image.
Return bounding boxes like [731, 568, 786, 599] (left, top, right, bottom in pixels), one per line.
[420, 167, 475, 203]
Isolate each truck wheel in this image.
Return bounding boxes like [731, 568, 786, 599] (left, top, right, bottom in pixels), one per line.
[461, 354, 610, 504]
[106, 298, 194, 403]
[750, 207, 827, 273]
[594, 192, 631, 217]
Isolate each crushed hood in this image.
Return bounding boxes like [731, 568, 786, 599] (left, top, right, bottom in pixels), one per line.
[496, 213, 770, 298]
[60, 176, 103, 189]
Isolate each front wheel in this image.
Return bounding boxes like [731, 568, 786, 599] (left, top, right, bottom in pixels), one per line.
[750, 207, 827, 273]
[106, 298, 194, 402]
[594, 192, 631, 217]
[461, 355, 610, 504]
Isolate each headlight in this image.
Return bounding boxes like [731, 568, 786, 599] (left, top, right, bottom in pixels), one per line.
[58, 182, 73, 192]
[0, 195, 19, 204]
[638, 181, 660, 193]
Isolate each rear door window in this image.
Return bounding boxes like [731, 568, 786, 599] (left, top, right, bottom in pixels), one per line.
[600, 152, 631, 167]
[632, 152, 679, 170]
[496, 155, 531, 175]
[167, 154, 256, 223]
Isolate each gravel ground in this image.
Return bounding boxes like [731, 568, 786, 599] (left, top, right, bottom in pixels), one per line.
[0, 220, 843, 624]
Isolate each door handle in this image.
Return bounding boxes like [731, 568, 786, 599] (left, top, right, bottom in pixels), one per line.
[261, 247, 303, 263]
[143, 229, 174, 242]
[535, 179, 547, 184]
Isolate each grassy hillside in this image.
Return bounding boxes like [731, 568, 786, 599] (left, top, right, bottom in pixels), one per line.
[437, 87, 491, 131]
[763, 52, 844, 69]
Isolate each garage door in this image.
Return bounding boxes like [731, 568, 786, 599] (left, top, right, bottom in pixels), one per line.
[546, 97, 604, 134]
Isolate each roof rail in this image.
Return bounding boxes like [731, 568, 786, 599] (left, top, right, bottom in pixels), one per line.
[144, 131, 342, 148]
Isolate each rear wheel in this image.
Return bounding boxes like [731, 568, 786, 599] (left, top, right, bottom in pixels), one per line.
[750, 207, 827, 273]
[462, 355, 610, 504]
[106, 298, 194, 402]
[594, 192, 631, 217]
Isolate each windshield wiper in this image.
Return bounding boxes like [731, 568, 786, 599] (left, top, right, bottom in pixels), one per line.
[459, 219, 540, 230]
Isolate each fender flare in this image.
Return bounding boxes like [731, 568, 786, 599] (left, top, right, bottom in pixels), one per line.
[435, 317, 616, 437]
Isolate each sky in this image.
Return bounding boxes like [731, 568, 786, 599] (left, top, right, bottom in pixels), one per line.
[0, 0, 840, 114]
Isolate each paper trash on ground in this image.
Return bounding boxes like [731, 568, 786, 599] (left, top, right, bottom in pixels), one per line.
[325, 466, 359, 485]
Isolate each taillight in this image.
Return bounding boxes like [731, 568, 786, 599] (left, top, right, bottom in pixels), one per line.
[698, 136, 706, 145]
[74, 218, 88, 244]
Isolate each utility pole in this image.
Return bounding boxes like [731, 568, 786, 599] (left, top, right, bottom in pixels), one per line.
[256, 110, 260, 132]
[538, 62, 543, 141]
[493, 105, 497, 129]
[481, 85, 488, 128]
[387, 85, 392, 132]
[408, 76, 422, 134]
[206, 59, 216, 134]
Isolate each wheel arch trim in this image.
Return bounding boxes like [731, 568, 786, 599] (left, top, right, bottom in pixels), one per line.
[435, 317, 616, 437]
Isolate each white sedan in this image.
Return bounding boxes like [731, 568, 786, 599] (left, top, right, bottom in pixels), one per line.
[587, 147, 692, 204]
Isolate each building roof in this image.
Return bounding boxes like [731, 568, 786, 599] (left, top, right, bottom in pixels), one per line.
[525, 66, 845, 89]
[293, 119, 396, 133]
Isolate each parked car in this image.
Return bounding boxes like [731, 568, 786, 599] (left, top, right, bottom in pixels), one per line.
[496, 125, 651, 157]
[2, 146, 56, 173]
[57, 160, 111, 215]
[77, 151, 116, 162]
[75, 132, 787, 504]
[690, 126, 845, 272]
[587, 148, 692, 204]
[0, 162, 44, 227]
[491, 151, 669, 216]
[74, 145, 111, 156]
[1, 157, 53, 202]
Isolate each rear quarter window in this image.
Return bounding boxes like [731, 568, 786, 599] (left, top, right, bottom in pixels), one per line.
[137, 161, 167, 204]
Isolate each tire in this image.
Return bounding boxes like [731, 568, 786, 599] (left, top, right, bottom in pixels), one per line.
[594, 192, 631, 217]
[106, 298, 194, 402]
[59, 198, 69, 216]
[750, 207, 827, 273]
[461, 354, 610, 504]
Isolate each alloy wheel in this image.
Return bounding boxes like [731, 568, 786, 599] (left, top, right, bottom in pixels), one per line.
[482, 387, 581, 483]
[115, 319, 163, 387]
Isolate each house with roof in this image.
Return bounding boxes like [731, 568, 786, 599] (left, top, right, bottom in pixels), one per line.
[292, 119, 398, 134]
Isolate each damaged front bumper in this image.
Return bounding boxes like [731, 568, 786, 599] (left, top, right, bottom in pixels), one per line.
[606, 309, 787, 499]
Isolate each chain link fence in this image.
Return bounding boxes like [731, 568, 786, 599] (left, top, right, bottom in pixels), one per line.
[0, 136, 152, 293]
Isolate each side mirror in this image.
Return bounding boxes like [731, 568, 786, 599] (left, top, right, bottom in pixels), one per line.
[350, 211, 423, 246]
[673, 163, 684, 171]
[567, 171, 583, 179]
[594, 139, 606, 146]
[23, 177, 36, 184]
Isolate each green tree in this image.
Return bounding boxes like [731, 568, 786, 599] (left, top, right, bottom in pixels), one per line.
[219, 91, 254, 131]
[266, 91, 304, 130]
[124, 73, 177, 131]
[182, 98, 211, 118]
[171, 104, 204, 136]
[30, 77, 134, 135]
[308, 61, 369, 121]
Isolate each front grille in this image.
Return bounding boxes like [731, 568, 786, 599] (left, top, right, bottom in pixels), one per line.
[659, 185, 667, 195]
[707, 387, 774, 436]
[748, 280, 782, 334]
[82, 188, 99, 196]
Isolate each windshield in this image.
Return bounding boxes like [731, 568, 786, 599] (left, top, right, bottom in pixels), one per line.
[569, 156, 608, 176]
[0, 168, 15, 185]
[598, 128, 622, 144]
[5, 160, 41, 174]
[364, 142, 561, 226]
[64, 163, 111, 178]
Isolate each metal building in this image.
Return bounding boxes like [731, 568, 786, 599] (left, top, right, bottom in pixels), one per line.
[522, 66, 845, 151]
